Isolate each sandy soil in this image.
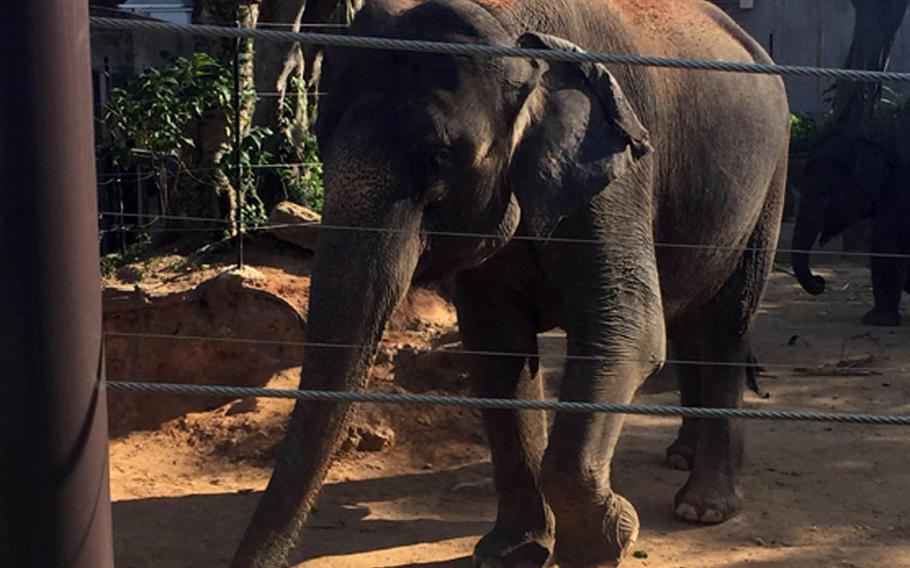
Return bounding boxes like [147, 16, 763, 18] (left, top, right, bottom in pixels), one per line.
[109, 259, 910, 568]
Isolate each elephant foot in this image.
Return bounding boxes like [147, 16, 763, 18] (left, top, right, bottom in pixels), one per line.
[553, 493, 640, 568]
[472, 527, 554, 568]
[665, 438, 696, 471]
[862, 308, 901, 327]
[674, 474, 741, 524]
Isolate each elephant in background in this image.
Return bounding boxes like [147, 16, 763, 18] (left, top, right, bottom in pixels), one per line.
[230, 0, 791, 567]
[791, 120, 910, 326]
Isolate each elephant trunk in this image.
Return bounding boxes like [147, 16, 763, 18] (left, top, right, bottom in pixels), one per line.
[231, 203, 422, 567]
[791, 201, 826, 295]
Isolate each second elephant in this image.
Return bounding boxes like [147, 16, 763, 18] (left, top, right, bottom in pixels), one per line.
[791, 120, 910, 326]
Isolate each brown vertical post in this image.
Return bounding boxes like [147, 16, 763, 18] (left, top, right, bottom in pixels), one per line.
[0, 2, 114, 568]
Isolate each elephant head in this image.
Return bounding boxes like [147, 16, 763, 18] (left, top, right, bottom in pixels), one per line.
[230, 1, 650, 566]
[791, 133, 893, 295]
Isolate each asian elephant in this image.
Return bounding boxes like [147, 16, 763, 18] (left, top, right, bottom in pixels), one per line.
[232, 0, 790, 566]
[791, 124, 910, 327]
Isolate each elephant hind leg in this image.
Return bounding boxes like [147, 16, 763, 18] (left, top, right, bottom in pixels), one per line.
[672, 181, 783, 524]
[864, 258, 905, 326]
[863, 209, 909, 326]
[665, 351, 767, 472]
[665, 369, 700, 471]
[864, 236, 908, 327]
[669, 329, 746, 524]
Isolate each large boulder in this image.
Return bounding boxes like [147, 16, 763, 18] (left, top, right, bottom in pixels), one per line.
[267, 201, 321, 252]
[104, 267, 308, 436]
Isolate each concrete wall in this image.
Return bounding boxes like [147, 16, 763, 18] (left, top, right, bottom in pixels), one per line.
[716, 0, 910, 115]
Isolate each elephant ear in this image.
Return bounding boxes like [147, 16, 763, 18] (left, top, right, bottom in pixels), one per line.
[507, 32, 652, 237]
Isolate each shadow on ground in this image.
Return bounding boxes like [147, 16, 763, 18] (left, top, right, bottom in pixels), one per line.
[113, 464, 491, 568]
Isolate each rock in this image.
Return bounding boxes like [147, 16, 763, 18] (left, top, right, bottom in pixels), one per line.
[394, 343, 469, 393]
[389, 288, 457, 331]
[341, 408, 396, 453]
[267, 201, 321, 252]
[226, 398, 259, 416]
[356, 426, 396, 452]
[342, 424, 396, 453]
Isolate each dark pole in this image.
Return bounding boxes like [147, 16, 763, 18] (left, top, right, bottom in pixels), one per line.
[0, 2, 114, 567]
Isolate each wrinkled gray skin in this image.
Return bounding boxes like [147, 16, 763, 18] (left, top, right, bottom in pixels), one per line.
[792, 127, 910, 327]
[232, 0, 790, 566]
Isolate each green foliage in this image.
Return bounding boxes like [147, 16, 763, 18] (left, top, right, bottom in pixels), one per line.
[221, 123, 274, 227]
[874, 85, 910, 119]
[276, 76, 325, 213]
[281, 130, 325, 213]
[105, 52, 232, 165]
[100, 232, 152, 277]
[790, 113, 823, 141]
[103, 51, 325, 232]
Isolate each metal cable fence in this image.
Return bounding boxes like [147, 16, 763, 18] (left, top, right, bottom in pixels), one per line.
[93, 16, 910, 427]
[103, 330, 910, 375]
[96, 211, 910, 261]
[89, 17, 910, 83]
[105, 382, 910, 426]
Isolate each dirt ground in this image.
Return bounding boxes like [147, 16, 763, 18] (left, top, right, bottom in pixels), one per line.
[109, 253, 910, 568]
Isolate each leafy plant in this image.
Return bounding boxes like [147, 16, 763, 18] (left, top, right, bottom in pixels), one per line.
[281, 130, 325, 213]
[221, 123, 274, 227]
[103, 50, 325, 238]
[105, 52, 233, 166]
[874, 84, 910, 119]
[790, 113, 823, 141]
[275, 76, 325, 213]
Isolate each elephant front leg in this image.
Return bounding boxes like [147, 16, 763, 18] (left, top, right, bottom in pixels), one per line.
[534, 212, 665, 567]
[455, 271, 555, 568]
[537, 290, 664, 565]
[541, 354, 661, 568]
[863, 221, 908, 327]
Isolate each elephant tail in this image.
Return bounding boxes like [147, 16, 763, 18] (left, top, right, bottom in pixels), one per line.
[746, 352, 770, 399]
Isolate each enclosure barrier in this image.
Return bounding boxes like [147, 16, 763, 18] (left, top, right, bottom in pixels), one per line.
[90, 17, 910, 83]
[104, 329, 910, 373]
[92, 16, 910, 427]
[97, 210, 910, 261]
[106, 382, 910, 425]
[2, 3, 113, 567]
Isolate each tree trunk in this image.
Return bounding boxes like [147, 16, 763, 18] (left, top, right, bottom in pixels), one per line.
[249, 0, 363, 211]
[831, 0, 910, 132]
[813, 0, 908, 253]
[176, 0, 258, 237]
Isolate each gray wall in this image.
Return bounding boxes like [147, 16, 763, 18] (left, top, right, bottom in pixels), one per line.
[717, 0, 910, 115]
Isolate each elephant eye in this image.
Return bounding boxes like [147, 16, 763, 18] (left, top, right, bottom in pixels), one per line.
[410, 147, 451, 204]
[429, 147, 454, 171]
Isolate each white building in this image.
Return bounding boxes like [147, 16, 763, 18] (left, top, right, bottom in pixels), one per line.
[119, 0, 194, 24]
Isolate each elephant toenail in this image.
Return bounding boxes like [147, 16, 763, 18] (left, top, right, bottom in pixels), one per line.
[675, 503, 700, 521]
[700, 509, 724, 523]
